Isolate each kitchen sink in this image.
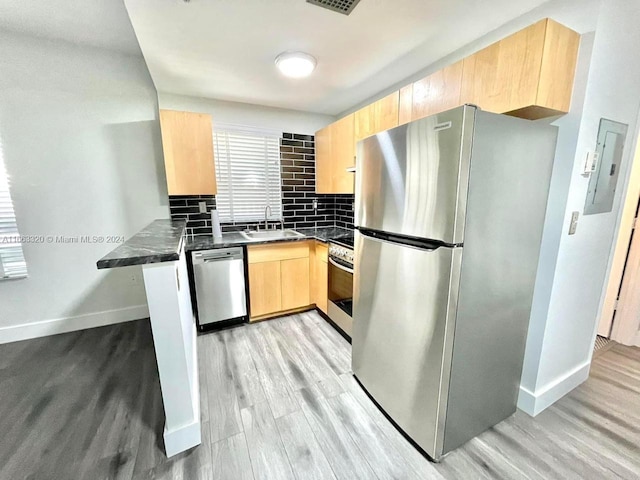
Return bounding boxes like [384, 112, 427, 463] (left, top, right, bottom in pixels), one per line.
[240, 229, 305, 241]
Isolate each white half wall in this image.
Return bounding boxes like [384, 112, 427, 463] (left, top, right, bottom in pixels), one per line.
[158, 92, 335, 135]
[0, 29, 168, 342]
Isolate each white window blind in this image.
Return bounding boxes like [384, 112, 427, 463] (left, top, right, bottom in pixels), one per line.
[213, 124, 283, 223]
[0, 142, 27, 280]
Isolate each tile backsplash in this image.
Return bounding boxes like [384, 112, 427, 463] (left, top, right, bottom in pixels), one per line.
[168, 195, 216, 236]
[169, 132, 355, 235]
[333, 194, 355, 229]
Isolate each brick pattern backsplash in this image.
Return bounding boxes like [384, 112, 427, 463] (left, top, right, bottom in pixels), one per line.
[281, 133, 334, 229]
[168, 132, 355, 235]
[168, 195, 216, 236]
[334, 194, 355, 229]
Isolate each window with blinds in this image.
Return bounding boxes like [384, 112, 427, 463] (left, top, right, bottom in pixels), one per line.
[213, 124, 283, 223]
[0, 144, 27, 280]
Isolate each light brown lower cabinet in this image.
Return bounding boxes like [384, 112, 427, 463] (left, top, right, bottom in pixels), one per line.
[247, 241, 311, 321]
[281, 258, 310, 310]
[312, 242, 329, 314]
[247, 260, 282, 318]
[247, 240, 329, 321]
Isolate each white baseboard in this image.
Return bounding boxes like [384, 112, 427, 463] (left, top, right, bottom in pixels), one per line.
[0, 305, 149, 345]
[163, 418, 201, 458]
[517, 360, 591, 416]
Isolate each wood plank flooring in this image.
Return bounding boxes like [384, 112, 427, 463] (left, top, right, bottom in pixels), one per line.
[1, 311, 639, 479]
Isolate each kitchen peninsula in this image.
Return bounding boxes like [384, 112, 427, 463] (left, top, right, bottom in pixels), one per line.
[97, 219, 200, 458]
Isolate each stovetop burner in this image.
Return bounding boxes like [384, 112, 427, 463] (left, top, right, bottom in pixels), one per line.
[331, 235, 354, 248]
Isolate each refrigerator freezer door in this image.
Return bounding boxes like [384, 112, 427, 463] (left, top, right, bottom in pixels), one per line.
[352, 231, 462, 459]
[355, 105, 475, 245]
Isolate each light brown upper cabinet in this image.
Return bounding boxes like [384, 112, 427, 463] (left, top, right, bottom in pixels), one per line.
[398, 85, 413, 125]
[316, 114, 355, 194]
[315, 18, 579, 192]
[410, 61, 464, 121]
[354, 91, 399, 143]
[460, 19, 580, 120]
[315, 125, 332, 194]
[332, 114, 356, 193]
[159, 109, 217, 195]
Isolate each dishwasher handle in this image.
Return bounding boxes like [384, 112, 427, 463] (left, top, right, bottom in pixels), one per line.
[192, 248, 244, 264]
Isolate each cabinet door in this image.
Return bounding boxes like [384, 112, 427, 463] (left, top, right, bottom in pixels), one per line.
[355, 92, 399, 142]
[398, 85, 413, 125]
[281, 258, 310, 311]
[315, 125, 332, 194]
[355, 104, 375, 144]
[535, 18, 580, 115]
[248, 261, 282, 318]
[411, 61, 463, 121]
[373, 91, 399, 133]
[315, 256, 328, 314]
[159, 110, 217, 195]
[459, 20, 546, 114]
[311, 242, 329, 313]
[331, 114, 355, 194]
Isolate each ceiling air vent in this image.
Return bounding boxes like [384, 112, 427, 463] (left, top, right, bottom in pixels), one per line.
[307, 0, 362, 16]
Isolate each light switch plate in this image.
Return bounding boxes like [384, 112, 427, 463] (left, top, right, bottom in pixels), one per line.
[583, 151, 599, 175]
[569, 211, 579, 235]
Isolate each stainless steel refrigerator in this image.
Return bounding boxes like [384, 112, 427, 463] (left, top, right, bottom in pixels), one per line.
[352, 105, 557, 461]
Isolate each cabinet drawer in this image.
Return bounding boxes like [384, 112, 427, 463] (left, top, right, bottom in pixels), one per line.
[248, 241, 311, 264]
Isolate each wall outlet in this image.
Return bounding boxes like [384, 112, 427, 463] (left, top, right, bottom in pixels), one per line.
[198, 201, 207, 213]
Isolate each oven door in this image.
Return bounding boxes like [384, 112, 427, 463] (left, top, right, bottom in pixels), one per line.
[328, 256, 354, 338]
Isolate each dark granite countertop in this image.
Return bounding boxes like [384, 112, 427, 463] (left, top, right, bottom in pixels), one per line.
[184, 226, 354, 252]
[96, 219, 187, 269]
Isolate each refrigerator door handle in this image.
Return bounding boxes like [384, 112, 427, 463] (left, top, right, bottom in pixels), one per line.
[358, 227, 457, 251]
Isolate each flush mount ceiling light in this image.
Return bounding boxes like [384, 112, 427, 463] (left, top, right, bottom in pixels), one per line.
[275, 52, 317, 78]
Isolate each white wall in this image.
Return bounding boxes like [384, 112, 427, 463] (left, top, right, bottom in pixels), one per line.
[519, 31, 595, 412]
[158, 92, 335, 135]
[0, 30, 168, 342]
[337, 0, 640, 414]
[520, 0, 640, 414]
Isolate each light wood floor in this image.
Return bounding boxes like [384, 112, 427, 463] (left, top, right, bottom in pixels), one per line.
[1, 311, 639, 479]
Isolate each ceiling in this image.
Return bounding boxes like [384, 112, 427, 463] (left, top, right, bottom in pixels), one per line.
[0, 0, 141, 55]
[124, 0, 554, 115]
[0, 0, 594, 116]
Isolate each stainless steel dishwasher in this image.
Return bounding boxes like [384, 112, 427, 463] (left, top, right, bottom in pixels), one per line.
[192, 247, 247, 330]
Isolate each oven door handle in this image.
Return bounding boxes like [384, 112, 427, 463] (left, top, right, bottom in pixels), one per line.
[329, 257, 354, 274]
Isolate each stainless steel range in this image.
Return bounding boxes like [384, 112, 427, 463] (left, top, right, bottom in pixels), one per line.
[328, 242, 354, 339]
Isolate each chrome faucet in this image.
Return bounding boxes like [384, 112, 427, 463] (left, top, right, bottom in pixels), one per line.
[263, 205, 272, 230]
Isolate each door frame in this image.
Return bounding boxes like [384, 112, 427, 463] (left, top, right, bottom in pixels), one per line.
[598, 132, 640, 345]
